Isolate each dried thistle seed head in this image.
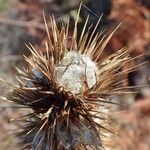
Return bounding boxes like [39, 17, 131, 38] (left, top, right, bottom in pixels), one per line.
[8, 5, 131, 150]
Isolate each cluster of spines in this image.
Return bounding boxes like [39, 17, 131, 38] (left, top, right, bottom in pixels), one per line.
[5, 3, 138, 150]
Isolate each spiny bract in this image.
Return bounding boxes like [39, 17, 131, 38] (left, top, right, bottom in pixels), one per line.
[9, 4, 131, 150]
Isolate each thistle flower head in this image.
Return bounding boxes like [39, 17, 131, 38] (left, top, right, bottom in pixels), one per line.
[9, 4, 131, 150]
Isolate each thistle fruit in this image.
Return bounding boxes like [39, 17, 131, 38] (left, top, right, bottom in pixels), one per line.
[9, 5, 131, 150]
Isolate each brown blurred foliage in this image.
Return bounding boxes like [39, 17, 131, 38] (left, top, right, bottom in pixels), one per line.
[117, 99, 150, 150]
[108, 0, 150, 56]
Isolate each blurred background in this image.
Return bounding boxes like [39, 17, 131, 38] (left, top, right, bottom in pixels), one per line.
[0, 0, 149, 149]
